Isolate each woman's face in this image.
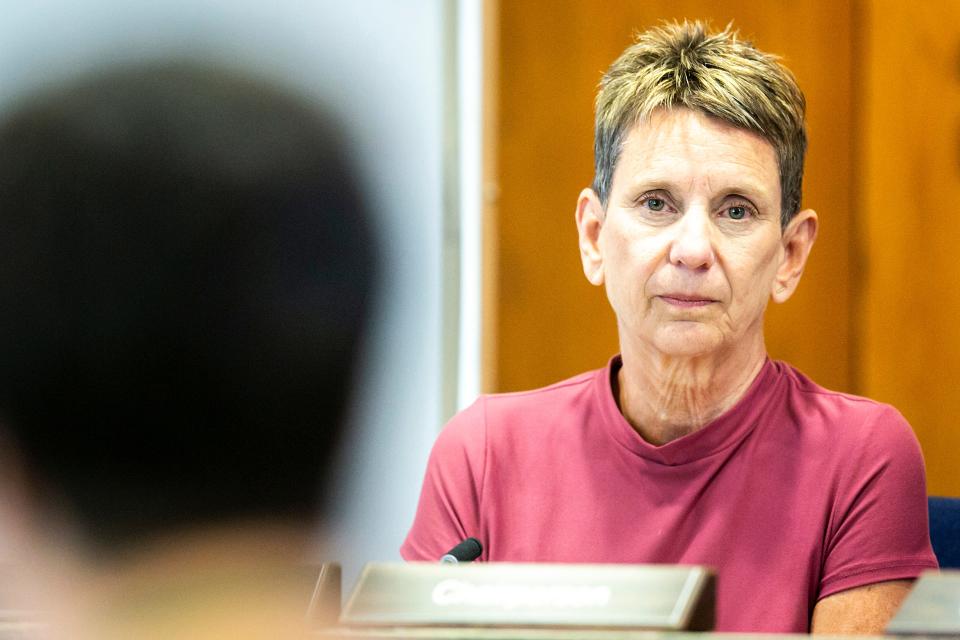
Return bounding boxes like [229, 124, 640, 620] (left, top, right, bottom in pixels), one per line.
[577, 107, 807, 362]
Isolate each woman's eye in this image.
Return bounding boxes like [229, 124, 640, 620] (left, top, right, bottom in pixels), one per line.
[645, 198, 666, 211]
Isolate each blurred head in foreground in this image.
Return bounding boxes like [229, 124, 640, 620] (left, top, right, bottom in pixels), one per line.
[0, 61, 375, 635]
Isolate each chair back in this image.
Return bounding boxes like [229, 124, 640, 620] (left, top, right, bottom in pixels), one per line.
[929, 496, 960, 568]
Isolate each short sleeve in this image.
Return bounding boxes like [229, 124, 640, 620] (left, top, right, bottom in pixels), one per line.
[818, 405, 939, 599]
[400, 397, 487, 561]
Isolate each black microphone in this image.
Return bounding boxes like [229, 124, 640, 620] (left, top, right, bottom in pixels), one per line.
[440, 537, 483, 563]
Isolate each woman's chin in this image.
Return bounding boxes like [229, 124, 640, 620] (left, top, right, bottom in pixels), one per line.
[650, 323, 726, 359]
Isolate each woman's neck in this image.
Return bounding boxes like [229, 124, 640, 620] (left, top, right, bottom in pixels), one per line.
[616, 337, 767, 445]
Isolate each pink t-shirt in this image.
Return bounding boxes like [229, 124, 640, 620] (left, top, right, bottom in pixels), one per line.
[401, 357, 938, 632]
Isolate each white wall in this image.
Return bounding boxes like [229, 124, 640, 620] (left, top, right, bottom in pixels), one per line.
[0, 0, 477, 592]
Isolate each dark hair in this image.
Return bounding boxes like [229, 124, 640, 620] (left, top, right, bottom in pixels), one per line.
[0, 62, 376, 551]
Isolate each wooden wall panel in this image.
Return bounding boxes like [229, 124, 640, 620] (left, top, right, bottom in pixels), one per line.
[857, 1, 960, 496]
[490, 1, 855, 393]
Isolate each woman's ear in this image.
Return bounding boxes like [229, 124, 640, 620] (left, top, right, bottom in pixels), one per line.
[576, 188, 606, 286]
[771, 209, 818, 303]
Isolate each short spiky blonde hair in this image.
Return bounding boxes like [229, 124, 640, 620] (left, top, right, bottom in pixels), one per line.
[593, 21, 807, 227]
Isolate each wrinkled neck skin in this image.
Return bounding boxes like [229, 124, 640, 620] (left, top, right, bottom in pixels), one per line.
[616, 328, 767, 446]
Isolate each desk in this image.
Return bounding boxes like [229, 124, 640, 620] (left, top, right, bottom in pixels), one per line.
[321, 627, 871, 640]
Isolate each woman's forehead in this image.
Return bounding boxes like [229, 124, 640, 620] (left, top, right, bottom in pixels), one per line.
[613, 108, 780, 202]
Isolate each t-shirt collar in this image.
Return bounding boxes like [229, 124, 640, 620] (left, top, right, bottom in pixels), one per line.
[596, 354, 781, 465]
